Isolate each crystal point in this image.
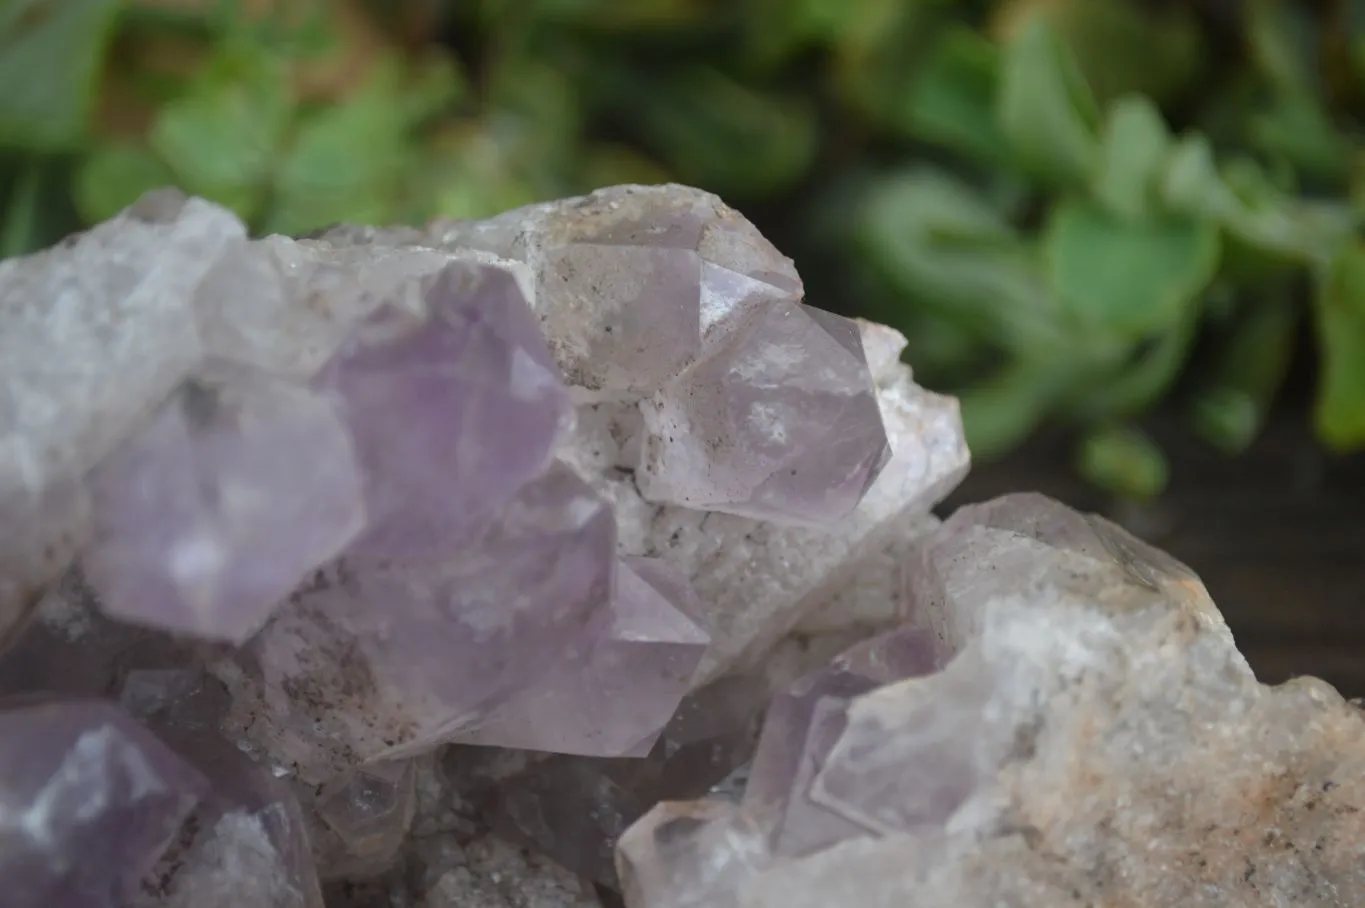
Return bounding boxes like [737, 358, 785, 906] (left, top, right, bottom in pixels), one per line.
[638, 301, 890, 524]
[314, 259, 572, 557]
[82, 359, 365, 644]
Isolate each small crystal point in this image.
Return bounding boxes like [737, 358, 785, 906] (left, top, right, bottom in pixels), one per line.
[82, 359, 366, 644]
[638, 301, 890, 524]
[314, 259, 572, 557]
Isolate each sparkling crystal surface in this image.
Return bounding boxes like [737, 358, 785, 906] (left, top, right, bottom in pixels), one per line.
[314, 259, 572, 557]
[452, 556, 708, 756]
[82, 359, 365, 643]
[0, 699, 208, 908]
[216, 462, 616, 782]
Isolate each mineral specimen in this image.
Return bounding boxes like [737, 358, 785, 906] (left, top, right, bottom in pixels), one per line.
[616, 493, 1365, 908]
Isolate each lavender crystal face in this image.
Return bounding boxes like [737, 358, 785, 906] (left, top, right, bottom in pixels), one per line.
[314, 259, 572, 557]
[638, 302, 891, 524]
[81, 359, 365, 644]
[0, 699, 208, 908]
[215, 463, 617, 782]
[743, 627, 939, 857]
[451, 556, 708, 756]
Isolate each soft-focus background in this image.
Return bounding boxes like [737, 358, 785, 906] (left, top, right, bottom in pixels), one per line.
[2, 0, 1363, 690]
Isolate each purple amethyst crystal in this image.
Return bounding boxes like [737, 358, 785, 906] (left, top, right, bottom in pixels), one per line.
[0, 699, 208, 908]
[450, 556, 709, 756]
[743, 627, 939, 856]
[638, 302, 890, 525]
[215, 462, 617, 782]
[313, 259, 573, 557]
[82, 359, 365, 644]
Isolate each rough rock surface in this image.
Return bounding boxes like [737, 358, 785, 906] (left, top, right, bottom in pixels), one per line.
[618, 493, 1365, 908]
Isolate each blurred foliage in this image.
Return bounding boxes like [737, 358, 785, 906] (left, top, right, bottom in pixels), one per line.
[1, 0, 1363, 497]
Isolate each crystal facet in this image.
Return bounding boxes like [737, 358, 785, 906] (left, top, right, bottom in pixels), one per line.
[313, 259, 572, 557]
[82, 359, 365, 643]
[451, 556, 708, 756]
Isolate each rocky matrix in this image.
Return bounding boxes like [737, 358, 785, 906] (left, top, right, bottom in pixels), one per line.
[1, 185, 1358, 908]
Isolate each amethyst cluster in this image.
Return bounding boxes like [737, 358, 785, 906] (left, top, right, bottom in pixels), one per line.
[0, 185, 968, 906]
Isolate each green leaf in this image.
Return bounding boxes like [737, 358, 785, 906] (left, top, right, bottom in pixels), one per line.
[74, 143, 175, 224]
[1076, 424, 1168, 499]
[1312, 243, 1365, 450]
[0, 0, 122, 150]
[148, 42, 295, 221]
[0, 158, 42, 257]
[1043, 199, 1220, 339]
[268, 61, 412, 235]
[1059, 313, 1197, 421]
[857, 168, 1061, 352]
[1187, 295, 1297, 453]
[1247, 91, 1354, 183]
[629, 66, 818, 199]
[958, 356, 1081, 460]
[1092, 95, 1171, 222]
[997, 17, 1100, 186]
[897, 26, 1007, 166]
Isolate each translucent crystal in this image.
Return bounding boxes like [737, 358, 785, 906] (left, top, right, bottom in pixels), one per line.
[451, 556, 708, 756]
[313, 259, 572, 557]
[0, 699, 208, 908]
[81, 359, 366, 644]
[432, 184, 802, 400]
[637, 302, 890, 524]
[216, 463, 616, 782]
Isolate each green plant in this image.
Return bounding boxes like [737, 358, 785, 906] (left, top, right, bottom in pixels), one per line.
[1, 0, 1362, 499]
